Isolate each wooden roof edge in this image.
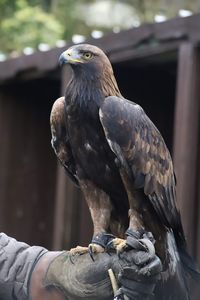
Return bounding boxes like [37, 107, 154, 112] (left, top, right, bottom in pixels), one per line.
[0, 13, 200, 82]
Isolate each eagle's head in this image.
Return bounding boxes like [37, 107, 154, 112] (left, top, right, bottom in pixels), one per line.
[59, 44, 113, 77]
[59, 44, 121, 97]
[59, 44, 110, 65]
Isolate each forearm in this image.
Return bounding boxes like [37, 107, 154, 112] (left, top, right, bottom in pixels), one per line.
[29, 251, 66, 300]
[0, 233, 47, 300]
[0, 233, 66, 300]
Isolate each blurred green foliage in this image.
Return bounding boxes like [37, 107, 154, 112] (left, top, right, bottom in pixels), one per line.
[0, 2, 63, 52]
[0, 0, 63, 52]
[0, 0, 199, 54]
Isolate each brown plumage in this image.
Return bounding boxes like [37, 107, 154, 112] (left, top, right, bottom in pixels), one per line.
[50, 44, 199, 297]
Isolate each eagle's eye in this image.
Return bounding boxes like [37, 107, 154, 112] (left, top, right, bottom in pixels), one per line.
[83, 52, 93, 60]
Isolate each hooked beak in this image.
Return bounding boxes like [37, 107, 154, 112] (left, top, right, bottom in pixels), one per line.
[59, 52, 68, 66]
[59, 49, 83, 66]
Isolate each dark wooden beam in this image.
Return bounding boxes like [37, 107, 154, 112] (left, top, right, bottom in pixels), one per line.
[196, 141, 200, 264]
[173, 43, 200, 255]
[52, 165, 67, 250]
[109, 41, 179, 65]
[0, 83, 57, 249]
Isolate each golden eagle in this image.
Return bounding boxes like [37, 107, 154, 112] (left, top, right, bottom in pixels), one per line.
[50, 44, 199, 291]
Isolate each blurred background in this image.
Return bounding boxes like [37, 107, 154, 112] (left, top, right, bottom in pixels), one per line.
[0, 0, 200, 275]
[0, 0, 200, 57]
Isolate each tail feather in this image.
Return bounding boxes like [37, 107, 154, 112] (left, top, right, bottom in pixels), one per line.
[174, 230, 200, 281]
[179, 247, 200, 281]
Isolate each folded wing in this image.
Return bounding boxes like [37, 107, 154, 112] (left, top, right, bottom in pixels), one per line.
[99, 96, 181, 230]
[50, 97, 79, 186]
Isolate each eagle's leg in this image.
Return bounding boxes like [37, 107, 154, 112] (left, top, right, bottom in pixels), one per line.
[111, 169, 146, 253]
[71, 179, 113, 256]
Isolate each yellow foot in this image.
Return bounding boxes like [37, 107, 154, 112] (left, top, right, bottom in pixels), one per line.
[88, 243, 105, 254]
[69, 245, 89, 256]
[111, 238, 127, 253]
[69, 244, 104, 259]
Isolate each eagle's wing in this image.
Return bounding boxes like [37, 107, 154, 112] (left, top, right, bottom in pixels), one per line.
[99, 96, 180, 230]
[50, 97, 79, 186]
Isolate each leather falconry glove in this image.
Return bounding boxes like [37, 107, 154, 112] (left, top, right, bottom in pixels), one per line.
[114, 231, 162, 300]
[44, 232, 162, 300]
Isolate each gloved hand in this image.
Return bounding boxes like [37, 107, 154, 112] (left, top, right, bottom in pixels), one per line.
[44, 234, 162, 300]
[113, 230, 162, 300]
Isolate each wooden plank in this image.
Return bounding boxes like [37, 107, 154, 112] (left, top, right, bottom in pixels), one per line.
[173, 43, 200, 255]
[63, 185, 82, 249]
[196, 141, 200, 265]
[0, 80, 57, 249]
[109, 41, 179, 64]
[52, 165, 68, 250]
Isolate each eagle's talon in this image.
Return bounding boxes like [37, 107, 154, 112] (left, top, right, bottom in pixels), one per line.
[69, 246, 89, 264]
[69, 244, 104, 261]
[69, 253, 76, 265]
[69, 246, 89, 256]
[108, 238, 128, 254]
[88, 243, 105, 254]
[105, 240, 115, 252]
[88, 245, 95, 261]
